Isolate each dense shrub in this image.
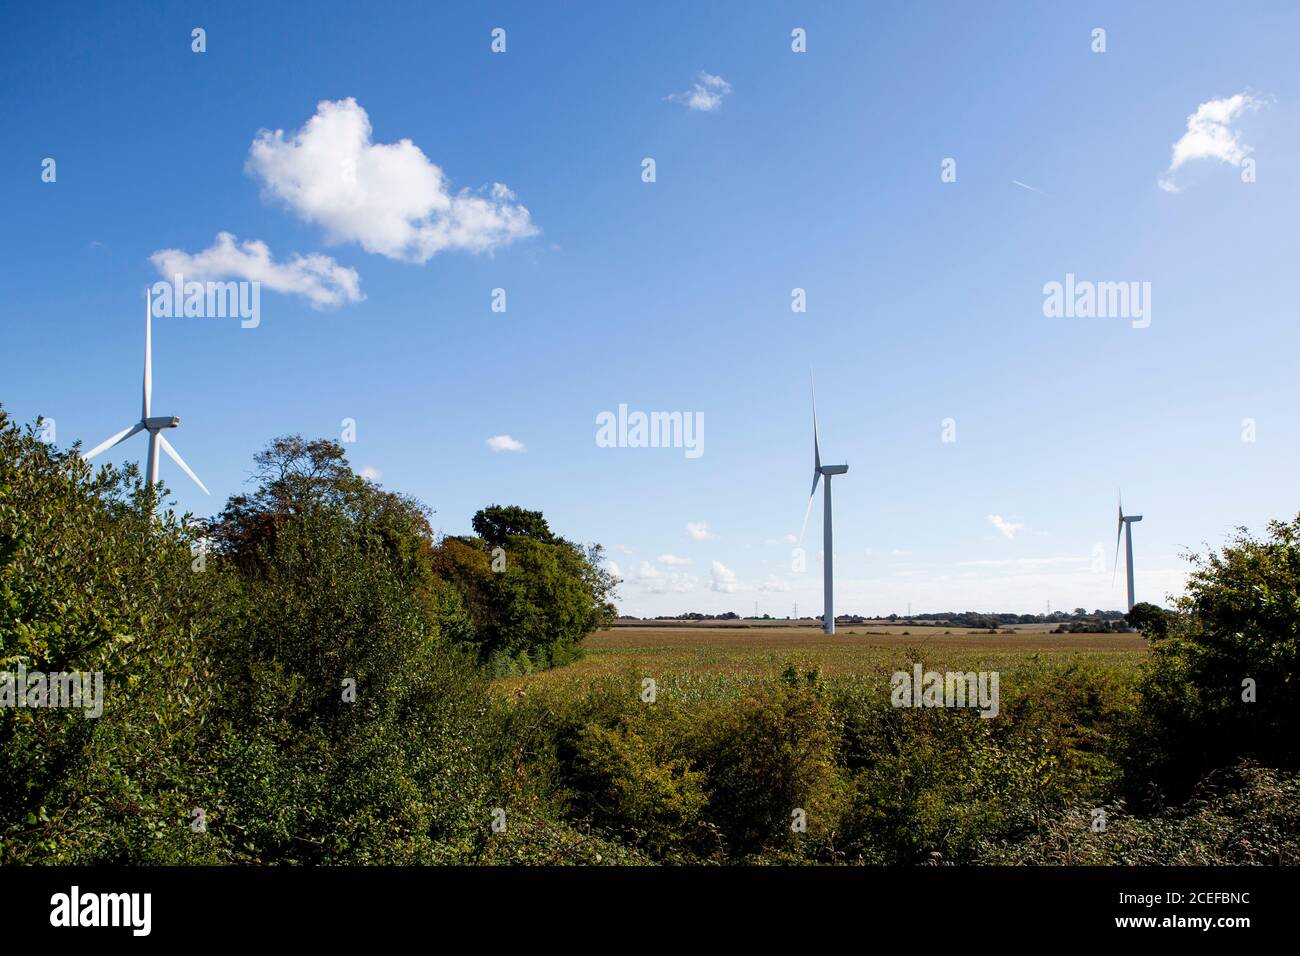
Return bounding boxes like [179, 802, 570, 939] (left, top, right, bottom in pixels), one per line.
[0, 412, 224, 863]
[1125, 517, 1300, 802]
[984, 764, 1299, 865]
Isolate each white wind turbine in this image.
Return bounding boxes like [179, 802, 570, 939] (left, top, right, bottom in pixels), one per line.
[800, 377, 848, 635]
[81, 290, 210, 496]
[1112, 491, 1142, 612]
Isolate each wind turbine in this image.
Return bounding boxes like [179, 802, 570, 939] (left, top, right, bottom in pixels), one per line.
[800, 377, 848, 634]
[81, 290, 210, 496]
[1112, 491, 1142, 612]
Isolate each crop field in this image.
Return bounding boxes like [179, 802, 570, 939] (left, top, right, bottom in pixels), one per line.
[500, 623, 1149, 696]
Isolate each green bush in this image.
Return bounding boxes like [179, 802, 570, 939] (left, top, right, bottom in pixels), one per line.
[0, 411, 225, 863]
[1126, 517, 1300, 802]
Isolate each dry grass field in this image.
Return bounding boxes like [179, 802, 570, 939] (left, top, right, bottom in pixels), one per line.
[500, 623, 1148, 693]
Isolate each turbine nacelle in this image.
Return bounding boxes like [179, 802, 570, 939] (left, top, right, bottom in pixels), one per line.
[820, 464, 848, 476]
[144, 415, 180, 431]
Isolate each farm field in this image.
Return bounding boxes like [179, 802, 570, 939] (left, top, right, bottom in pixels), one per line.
[499, 623, 1148, 693]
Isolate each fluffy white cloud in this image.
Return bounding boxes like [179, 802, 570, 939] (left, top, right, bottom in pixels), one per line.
[657, 554, 692, 566]
[668, 72, 732, 112]
[359, 466, 382, 482]
[247, 98, 538, 261]
[149, 232, 362, 308]
[686, 521, 714, 540]
[710, 560, 738, 593]
[987, 515, 1025, 540]
[486, 434, 526, 453]
[632, 561, 697, 594]
[1159, 93, 1265, 192]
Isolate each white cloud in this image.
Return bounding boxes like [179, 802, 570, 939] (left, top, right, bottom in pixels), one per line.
[710, 560, 739, 593]
[149, 232, 362, 308]
[959, 556, 1084, 570]
[1158, 93, 1265, 192]
[686, 521, 715, 540]
[758, 575, 790, 592]
[657, 554, 693, 566]
[486, 434, 526, 453]
[668, 72, 732, 112]
[632, 561, 697, 594]
[987, 515, 1025, 540]
[359, 466, 382, 481]
[247, 98, 538, 261]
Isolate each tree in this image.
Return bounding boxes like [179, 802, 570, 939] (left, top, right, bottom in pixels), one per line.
[1125, 602, 1172, 638]
[1127, 517, 1300, 800]
[209, 435, 439, 624]
[472, 505, 555, 547]
[434, 506, 618, 670]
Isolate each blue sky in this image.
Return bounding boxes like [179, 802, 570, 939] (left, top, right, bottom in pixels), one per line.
[3, 1, 1298, 617]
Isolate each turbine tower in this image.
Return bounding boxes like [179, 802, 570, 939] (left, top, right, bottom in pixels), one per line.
[82, 290, 210, 496]
[800, 377, 848, 634]
[1113, 492, 1142, 612]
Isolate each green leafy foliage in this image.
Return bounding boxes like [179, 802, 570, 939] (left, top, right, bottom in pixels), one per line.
[1, 407, 1294, 866]
[1126, 517, 1300, 801]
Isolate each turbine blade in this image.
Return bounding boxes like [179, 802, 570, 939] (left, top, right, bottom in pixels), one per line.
[811, 373, 822, 472]
[798, 482, 819, 544]
[158, 434, 209, 495]
[142, 288, 153, 420]
[82, 422, 143, 460]
[1112, 515, 1123, 587]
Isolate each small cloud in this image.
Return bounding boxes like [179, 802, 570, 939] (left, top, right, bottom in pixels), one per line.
[987, 515, 1025, 540]
[686, 521, 714, 540]
[247, 97, 538, 261]
[710, 560, 738, 593]
[150, 232, 363, 308]
[657, 554, 693, 566]
[891, 549, 912, 556]
[486, 434, 526, 453]
[1158, 92, 1266, 192]
[632, 561, 696, 594]
[758, 575, 790, 592]
[614, 544, 634, 556]
[359, 465, 382, 481]
[668, 72, 732, 112]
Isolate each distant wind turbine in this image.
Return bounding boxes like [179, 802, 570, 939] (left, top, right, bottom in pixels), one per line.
[82, 290, 209, 495]
[800, 376, 848, 634]
[1112, 491, 1142, 611]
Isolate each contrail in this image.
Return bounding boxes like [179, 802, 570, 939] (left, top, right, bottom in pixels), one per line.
[1011, 180, 1048, 196]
